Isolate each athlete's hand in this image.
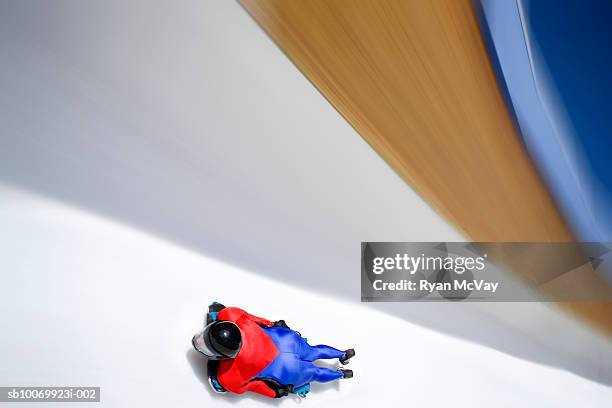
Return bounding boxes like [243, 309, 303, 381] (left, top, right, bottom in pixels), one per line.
[273, 320, 290, 329]
[274, 385, 293, 398]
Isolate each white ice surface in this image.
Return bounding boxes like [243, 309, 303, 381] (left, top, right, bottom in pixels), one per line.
[1, 185, 612, 407]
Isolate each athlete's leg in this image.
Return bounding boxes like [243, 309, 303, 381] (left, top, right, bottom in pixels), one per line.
[299, 362, 343, 384]
[312, 366, 343, 382]
[300, 342, 345, 362]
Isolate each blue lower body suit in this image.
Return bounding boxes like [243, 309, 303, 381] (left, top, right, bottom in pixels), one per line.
[257, 327, 344, 388]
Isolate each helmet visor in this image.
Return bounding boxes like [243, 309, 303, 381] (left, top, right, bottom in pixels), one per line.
[192, 329, 218, 358]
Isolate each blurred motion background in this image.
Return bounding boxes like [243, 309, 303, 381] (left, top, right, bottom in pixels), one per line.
[0, 0, 611, 406]
[480, 0, 612, 245]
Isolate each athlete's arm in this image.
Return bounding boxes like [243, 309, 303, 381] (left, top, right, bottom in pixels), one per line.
[218, 307, 274, 327]
[243, 310, 274, 327]
[239, 380, 277, 398]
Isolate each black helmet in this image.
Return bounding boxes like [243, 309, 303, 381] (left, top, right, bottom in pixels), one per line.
[192, 321, 242, 359]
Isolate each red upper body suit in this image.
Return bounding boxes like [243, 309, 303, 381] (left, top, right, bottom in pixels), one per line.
[216, 307, 279, 398]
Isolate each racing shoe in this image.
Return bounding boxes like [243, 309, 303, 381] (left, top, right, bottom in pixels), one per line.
[340, 348, 355, 365]
[338, 368, 353, 379]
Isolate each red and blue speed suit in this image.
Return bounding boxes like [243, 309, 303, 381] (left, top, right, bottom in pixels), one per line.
[216, 307, 345, 398]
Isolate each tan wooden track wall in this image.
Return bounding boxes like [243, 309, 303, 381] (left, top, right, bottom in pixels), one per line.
[240, 0, 612, 334]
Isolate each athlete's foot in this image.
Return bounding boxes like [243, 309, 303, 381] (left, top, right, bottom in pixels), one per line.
[340, 348, 355, 365]
[338, 368, 353, 379]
